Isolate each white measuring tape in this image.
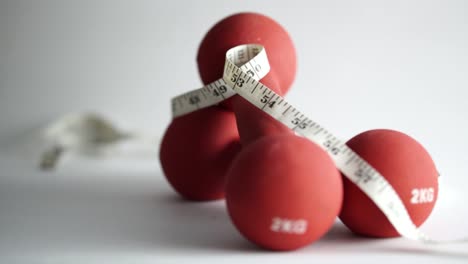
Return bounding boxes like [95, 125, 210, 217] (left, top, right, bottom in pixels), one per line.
[172, 44, 463, 244]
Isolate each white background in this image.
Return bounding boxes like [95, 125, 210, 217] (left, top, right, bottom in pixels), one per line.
[1, 0, 468, 263]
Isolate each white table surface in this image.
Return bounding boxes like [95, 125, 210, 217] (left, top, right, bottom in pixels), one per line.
[0, 148, 467, 263]
[1, 0, 468, 263]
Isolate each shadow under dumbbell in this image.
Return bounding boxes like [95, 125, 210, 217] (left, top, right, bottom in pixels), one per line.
[156, 192, 372, 253]
[154, 191, 260, 253]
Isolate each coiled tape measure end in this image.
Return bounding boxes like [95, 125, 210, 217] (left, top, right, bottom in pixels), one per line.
[171, 44, 466, 245]
[172, 44, 270, 119]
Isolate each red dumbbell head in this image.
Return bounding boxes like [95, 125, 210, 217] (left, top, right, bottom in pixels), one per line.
[225, 134, 343, 250]
[197, 12, 297, 109]
[339, 129, 439, 237]
[160, 107, 241, 201]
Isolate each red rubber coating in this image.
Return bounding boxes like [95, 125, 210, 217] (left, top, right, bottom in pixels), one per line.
[225, 134, 343, 251]
[231, 73, 293, 145]
[339, 129, 439, 238]
[197, 12, 297, 109]
[160, 107, 241, 201]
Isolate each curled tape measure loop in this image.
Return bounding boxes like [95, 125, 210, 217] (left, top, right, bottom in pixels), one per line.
[172, 44, 466, 244]
[172, 44, 270, 118]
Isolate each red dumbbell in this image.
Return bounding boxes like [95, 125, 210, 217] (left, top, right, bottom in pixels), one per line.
[160, 12, 297, 200]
